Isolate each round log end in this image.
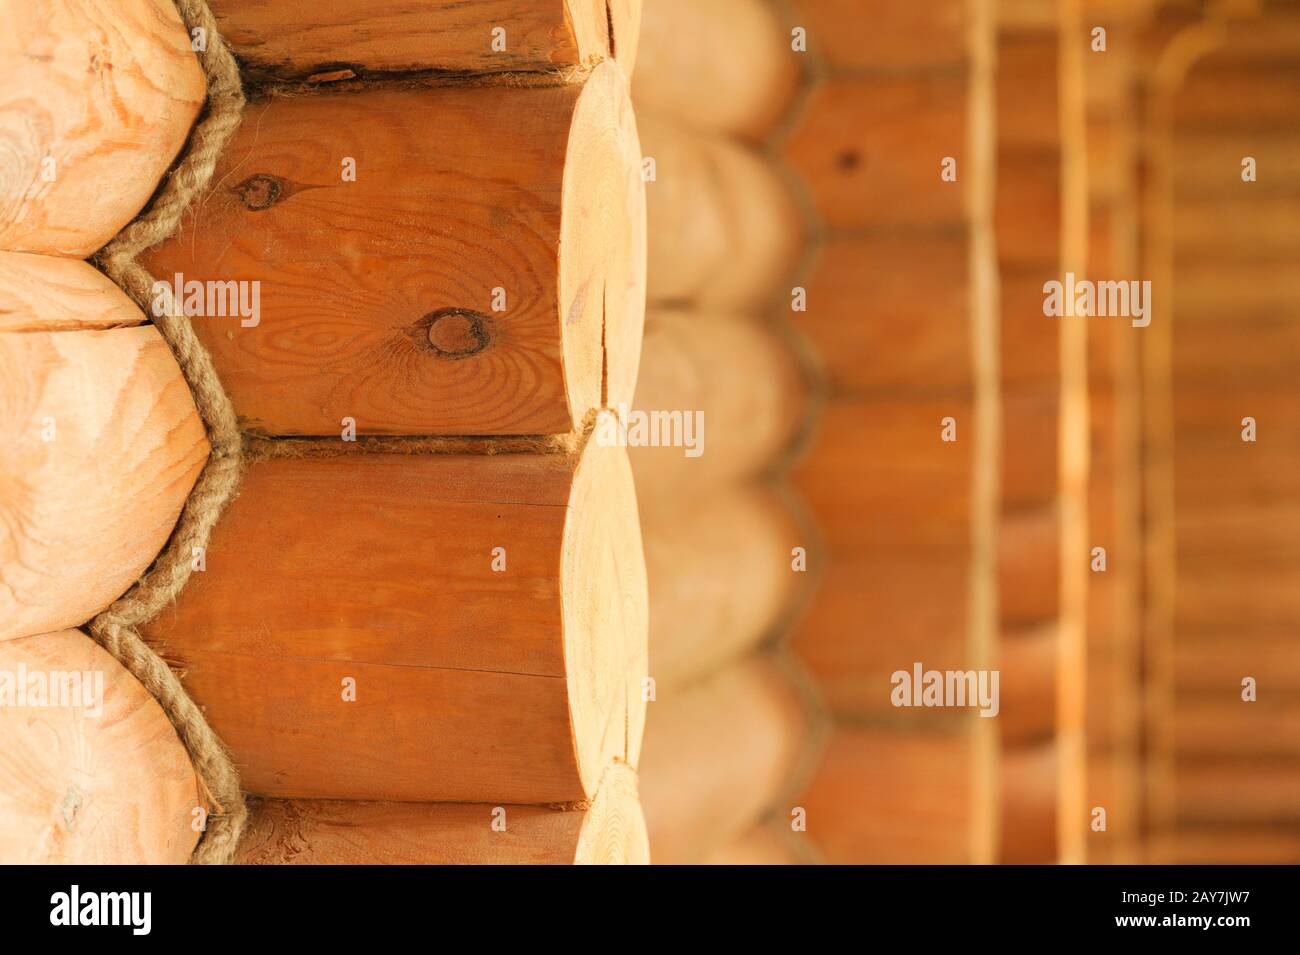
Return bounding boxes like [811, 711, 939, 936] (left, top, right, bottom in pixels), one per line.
[0, 321, 208, 641]
[567, 1, 643, 75]
[0, 630, 200, 863]
[574, 761, 650, 864]
[560, 59, 647, 421]
[562, 423, 648, 796]
[0, 0, 206, 255]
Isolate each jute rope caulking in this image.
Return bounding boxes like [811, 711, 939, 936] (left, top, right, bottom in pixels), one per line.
[90, 0, 248, 865]
[84, 0, 603, 865]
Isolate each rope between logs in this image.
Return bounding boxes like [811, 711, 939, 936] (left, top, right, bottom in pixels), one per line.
[90, 0, 248, 865]
[85, 1, 609, 864]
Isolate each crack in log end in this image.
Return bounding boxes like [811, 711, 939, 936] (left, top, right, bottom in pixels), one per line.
[234, 174, 285, 211]
[410, 308, 492, 359]
[606, 1, 617, 60]
[59, 785, 84, 832]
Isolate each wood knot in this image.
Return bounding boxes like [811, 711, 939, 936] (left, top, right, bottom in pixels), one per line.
[412, 309, 492, 359]
[235, 175, 284, 211]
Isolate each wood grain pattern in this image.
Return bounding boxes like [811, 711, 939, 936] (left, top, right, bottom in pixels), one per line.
[0, 629, 200, 863]
[210, 0, 641, 80]
[799, 728, 976, 864]
[630, 309, 805, 494]
[0, 319, 208, 642]
[142, 433, 647, 803]
[641, 115, 801, 308]
[793, 397, 972, 559]
[235, 762, 648, 864]
[643, 485, 799, 690]
[633, 0, 797, 139]
[639, 656, 802, 864]
[0, 0, 204, 256]
[796, 235, 971, 397]
[784, 75, 968, 230]
[144, 64, 645, 436]
[0, 252, 143, 331]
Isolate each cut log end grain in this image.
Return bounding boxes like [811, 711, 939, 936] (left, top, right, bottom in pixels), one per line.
[211, 0, 642, 80]
[0, 0, 204, 256]
[564, 421, 651, 780]
[640, 115, 801, 309]
[642, 485, 801, 690]
[235, 762, 648, 865]
[561, 59, 647, 420]
[0, 630, 200, 864]
[0, 253, 144, 332]
[143, 63, 644, 436]
[633, 0, 798, 139]
[143, 429, 647, 803]
[0, 306, 209, 641]
[638, 656, 804, 864]
[630, 309, 806, 494]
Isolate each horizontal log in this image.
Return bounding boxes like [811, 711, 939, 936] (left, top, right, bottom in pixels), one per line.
[999, 506, 1060, 627]
[235, 762, 648, 864]
[1175, 640, 1300, 693]
[633, 0, 797, 139]
[702, 824, 798, 865]
[1173, 699, 1300, 759]
[790, 555, 968, 721]
[995, 151, 1060, 269]
[794, 397, 972, 559]
[800, 727, 977, 863]
[142, 430, 647, 803]
[999, 624, 1057, 744]
[641, 115, 800, 308]
[1000, 743, 1057, 863]
[1001, 387, 1058, 509]
[1174, 261, 1300, 316]
[1173, 132, 1300, 196]
[1175, 760, 1300, 823]
[1151, 827, 1300, 864]
[643, 486, 800, 691]
[0, 253, 143, 331]
[1085, 751, 1141, 863]
[639, 656, 802, 864]
[796, 234, 971, 396]
[1177, 503, 1300, 568]
[1173, 197, 1300, 261]
[1174, 317, 1300, 386]
[784, 75, 969, 230]
[997, 34, 1059, 151]
[1172, 387, 1300, 436]
[1175, 566, 1300, 638]
[0, 0, 204, 256]
[144, 64, 645, 436]
[630, 310, 805, 494]
[0, 629, 199, 863]
[1001, 269, 1060, 387]
[1175, 63, 1300, 130]
[792, 0, 969, 70]
[0, 286, 208, 640]
[210, 0, 641, 80]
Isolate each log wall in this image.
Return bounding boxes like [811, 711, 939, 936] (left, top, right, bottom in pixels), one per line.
[783, 0, 1002, 864]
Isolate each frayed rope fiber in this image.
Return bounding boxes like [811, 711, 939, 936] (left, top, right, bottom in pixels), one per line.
[90, 0, 248, 865]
